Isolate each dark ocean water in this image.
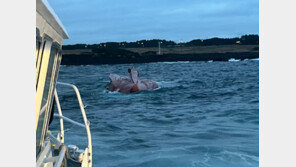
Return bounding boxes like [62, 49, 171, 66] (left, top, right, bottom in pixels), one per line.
[50, 60, 259, 167]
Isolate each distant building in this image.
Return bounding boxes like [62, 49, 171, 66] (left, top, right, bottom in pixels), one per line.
[236, 41, 241, 44]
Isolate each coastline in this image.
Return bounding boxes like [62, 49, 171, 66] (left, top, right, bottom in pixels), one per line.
[61, 44, 259, 65]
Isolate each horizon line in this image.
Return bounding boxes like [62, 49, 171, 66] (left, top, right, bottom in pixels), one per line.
[63, 34, 259, 46]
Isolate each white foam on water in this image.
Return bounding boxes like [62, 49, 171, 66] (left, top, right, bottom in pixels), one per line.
[156, 79, 181, 89]
[228, 58, 240, 62]
[251, 58, 259, 61]
[162, 61, 191, 64]
[103, 89, 120, 94]
[154, 86, 162, 91]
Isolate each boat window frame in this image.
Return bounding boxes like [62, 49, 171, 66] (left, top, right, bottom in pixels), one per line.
[43, 41, 62, 138]
[36, 34, 52, 88]
[36, 33, 62, 156]
[36, 33, 53, 156]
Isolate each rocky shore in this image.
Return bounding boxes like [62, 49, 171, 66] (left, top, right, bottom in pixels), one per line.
[61, 45, 259, 65]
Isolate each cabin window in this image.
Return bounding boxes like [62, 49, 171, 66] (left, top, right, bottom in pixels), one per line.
[36, 41, 46, 88]
[36, 41, 60, 156]
[36, 41, 41, 60]
[36, 41, 43, 67]
[36, 28, 42, 68]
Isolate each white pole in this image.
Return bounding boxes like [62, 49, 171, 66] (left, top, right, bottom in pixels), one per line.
[54, 89, 64, 144]
[158, 41, 161, 55]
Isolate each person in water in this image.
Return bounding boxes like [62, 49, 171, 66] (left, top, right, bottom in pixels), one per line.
[107, 67, 158, 94]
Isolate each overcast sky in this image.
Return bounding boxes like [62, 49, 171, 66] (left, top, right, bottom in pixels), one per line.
[49, 0, 258, 45]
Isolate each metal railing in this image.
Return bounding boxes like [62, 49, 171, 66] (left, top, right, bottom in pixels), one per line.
[54, 82, 92, 166]
[37, 139, 67, 167]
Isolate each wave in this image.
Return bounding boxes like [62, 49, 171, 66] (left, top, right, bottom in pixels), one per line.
[156, 79, 182, 88]
[221, 150, 259, 163]
[162, 61, 191, 64]
[228, 58, 240, 62]
[103, 85, 162, 96]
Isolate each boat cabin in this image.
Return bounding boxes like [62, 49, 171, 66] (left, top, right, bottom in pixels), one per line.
[36, 0, 92, 166]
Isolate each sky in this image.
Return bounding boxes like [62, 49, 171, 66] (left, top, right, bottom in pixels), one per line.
[49, 0, 259, 45]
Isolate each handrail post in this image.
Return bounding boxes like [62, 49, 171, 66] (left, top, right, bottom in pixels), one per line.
[54, 89, 64, 144]
[71, 85, 92, 159]
[56, 82, 92, 166]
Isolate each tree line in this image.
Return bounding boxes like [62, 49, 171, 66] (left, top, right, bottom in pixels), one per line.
[63, 34, 259, 50]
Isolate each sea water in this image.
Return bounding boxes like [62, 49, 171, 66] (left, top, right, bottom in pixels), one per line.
[50, 60, 259, 167]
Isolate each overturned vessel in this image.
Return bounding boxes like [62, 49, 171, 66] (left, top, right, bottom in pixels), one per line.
[107, 67, 159, 94]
